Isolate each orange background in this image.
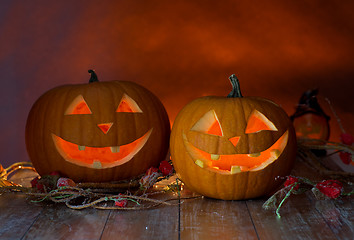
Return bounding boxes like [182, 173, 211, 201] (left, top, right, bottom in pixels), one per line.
[0, 0, 353, 167]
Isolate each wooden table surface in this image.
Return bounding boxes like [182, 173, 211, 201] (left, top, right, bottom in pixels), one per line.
[0, 158, 353, 240]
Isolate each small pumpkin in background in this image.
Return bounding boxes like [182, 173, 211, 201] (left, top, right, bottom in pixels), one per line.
[26, 70, 170, 183]
[170, 74, 297, 200]
[290, 88, 330, 141]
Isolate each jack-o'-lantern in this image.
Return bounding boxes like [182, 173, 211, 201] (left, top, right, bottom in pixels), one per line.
[170, 74, 297, 200]
[26, 70, 170, 182]
[290, 88, 330, 141]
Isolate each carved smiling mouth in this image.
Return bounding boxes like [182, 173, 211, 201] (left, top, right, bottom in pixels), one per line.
[183, 130, 289, 174]
[52, 129, 152, 169]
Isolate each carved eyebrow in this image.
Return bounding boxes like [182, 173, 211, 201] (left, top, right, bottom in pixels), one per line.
[191, 110, 223, 136]
[245, 110, 277, 133]
[116, 94, 143, 113]
[65, 95, 92, 115]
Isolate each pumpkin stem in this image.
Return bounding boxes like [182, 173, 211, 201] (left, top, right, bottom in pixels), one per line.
[227, 74, 243, 98]
[88, 69, 99, 83]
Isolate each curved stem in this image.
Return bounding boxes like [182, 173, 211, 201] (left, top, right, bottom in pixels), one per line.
[88, 69, 99, 83]
[227, 74, 243, 98]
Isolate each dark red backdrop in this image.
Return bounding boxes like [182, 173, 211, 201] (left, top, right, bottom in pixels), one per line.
[1, 0, 353, 167]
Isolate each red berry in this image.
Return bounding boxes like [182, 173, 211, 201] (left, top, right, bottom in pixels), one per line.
[339, 152, 352, 165]
[284, 176, 300, 191]
[57, 177, 76, 188]
[316, 180, 343, 199]
[115, 199, 128, 208]
[340, 133, 354, 145]
[159, 160, 173, 176]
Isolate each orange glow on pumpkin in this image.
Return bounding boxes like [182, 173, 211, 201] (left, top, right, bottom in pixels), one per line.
[245, 110, 278, 134]
[183, 130, 288, 174]
[228, 136, 240, 147]
[97, 122, 113, 134]
[293, 113, 330, 140]
[185, 108, 287, 174]
[191, 110, 223, 136]
[207, 119, 223, 136]
[116, 94, 143, 113]
[65, 95, 92, 115]
[52, 129, 152, 169]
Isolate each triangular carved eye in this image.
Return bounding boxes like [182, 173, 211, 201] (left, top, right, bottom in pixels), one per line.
[65, 95, 92, 115]
[191, 110, 223, 136]
[116, 94, 143, 113]
[245, 110, 277, 134]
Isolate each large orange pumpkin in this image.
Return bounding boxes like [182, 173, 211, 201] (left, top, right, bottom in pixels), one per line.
[26, 70, 170, 182]
[170, 74, 297, 200]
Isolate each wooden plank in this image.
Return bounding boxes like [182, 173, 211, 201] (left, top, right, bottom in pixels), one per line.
[101, 205, 179, 240]
[313, 197, 354, 240]
[246, 194, 337, 240]
[0, 192, 36, 208]
[291, 155, 354, 239]
[0, 193, 42, 240]
[22, 204, 110, 240]
[179, 190, 258, 240]
[101, 192, 179, 240]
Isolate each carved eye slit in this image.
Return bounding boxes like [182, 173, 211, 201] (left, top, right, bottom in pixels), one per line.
[116, 94, 143, 113]
[191, 110, 223, 136]
[245, 110, 277, 134]
[65, 95, 92, 115]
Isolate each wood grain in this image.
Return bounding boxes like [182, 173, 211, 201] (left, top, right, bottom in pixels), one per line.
[100, 190, 179, 240]
[22, 204, 110, 240]
[101, 205, 179, 239]
[179, 191, 259, 240]
[246, 194, 337, 240]
[0, 193, 42, 240]
[313, 197, 354, 240]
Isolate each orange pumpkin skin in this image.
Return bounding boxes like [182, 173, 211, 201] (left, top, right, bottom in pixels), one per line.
[170, 75, 297, 200]
[26, 71, 170, 182]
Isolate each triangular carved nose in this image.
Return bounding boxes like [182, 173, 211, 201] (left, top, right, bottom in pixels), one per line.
[228, 136, 240, 147]
[97, 122, 113, 134]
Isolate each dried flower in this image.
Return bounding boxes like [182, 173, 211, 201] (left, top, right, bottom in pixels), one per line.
[57, 177, 76, 188]
[113, 195, 128, 208]
[159, 160, 173, 176]
[30, 176, 44, 192]
[139, 167, 161, 190]
[315, 180, 343, 199]
[339, 152, 352, 165]
[283, 176, 300, 191]
[339, 133, 353, 164]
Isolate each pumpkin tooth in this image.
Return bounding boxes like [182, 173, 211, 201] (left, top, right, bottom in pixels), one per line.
[110, 146, 120, 153]
[195, 159, 204, 168]
[270, 149, 281, 158]
[248, 152, 261, 157]
[92, 160, 102, 169]
[210, 154, 220, 160]
[231, 166, 241, 174]
[78, 145, 86, 151]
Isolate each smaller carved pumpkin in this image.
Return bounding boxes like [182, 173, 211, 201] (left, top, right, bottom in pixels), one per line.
[170, 75, 297, 200]
[26, 70, 170, 182]
[290, 89, 330, 141]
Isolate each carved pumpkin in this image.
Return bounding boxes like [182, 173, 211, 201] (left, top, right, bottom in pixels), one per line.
[26, 70, 170, 182]
[170, 75, 297, 200]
